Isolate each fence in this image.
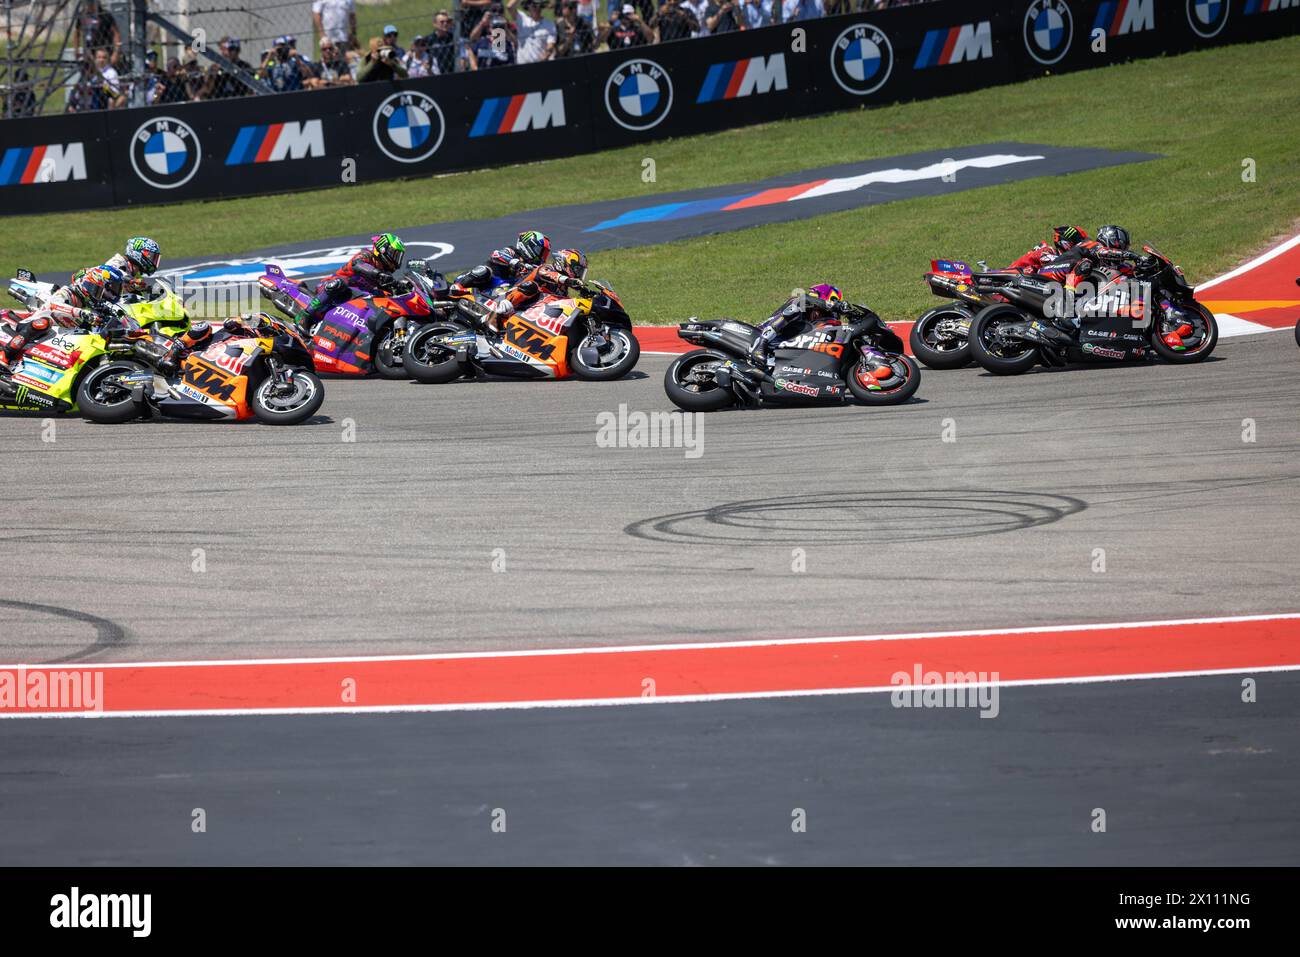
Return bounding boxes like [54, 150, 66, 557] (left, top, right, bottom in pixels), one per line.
[2, 0, 1298, 213]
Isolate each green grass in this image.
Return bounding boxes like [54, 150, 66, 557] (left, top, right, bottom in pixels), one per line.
[11, 34, 1300, 324]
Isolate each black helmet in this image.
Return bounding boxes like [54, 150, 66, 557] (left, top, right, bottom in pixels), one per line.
[1097, 225, 1131, 252]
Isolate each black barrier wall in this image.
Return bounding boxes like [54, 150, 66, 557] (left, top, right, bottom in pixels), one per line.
[2, 0, 1298, 214]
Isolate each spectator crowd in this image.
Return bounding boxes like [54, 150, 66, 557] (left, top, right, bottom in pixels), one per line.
[47, 0, 935, 114]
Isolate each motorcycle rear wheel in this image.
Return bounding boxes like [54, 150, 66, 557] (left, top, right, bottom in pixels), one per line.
[404, 322, 472, 384]
[76, 360, 147, 424]
[664, 350, 736, 412]
[969, 305, 1039, 375]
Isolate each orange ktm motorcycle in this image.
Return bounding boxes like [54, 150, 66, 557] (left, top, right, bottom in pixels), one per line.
[402, 279, 639, 383]
[76, 313, 324, 425]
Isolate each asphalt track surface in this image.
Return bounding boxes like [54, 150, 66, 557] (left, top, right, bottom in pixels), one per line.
[2, 330, 1298, 864]
[2, 332, 1297, 664]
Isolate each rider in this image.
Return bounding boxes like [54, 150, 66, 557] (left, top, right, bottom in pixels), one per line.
[1009, 225, 1091, 273]
[499, 248, 588, 314]
[292, 232, 408, 329]
[1, 265, 124, 374]
[746, 283, 849, 366]
[452, 230, 553, 299]
[70, 237, 162, 299]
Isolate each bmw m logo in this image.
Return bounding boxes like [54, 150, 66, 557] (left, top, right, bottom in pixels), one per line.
[1186, 0, 1230, 37]
[604, 58, 674, 131]
[129, 117, 201, 190]
[829, 24, 894, 97]
[372, 91, 445, 163]
[1023, 0, 1074, 65]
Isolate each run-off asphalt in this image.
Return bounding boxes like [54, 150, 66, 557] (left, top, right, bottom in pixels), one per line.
[1, 332, 1298, 664]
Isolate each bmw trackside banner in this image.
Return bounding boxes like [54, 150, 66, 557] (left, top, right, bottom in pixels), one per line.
[2, 0, 1297, 214]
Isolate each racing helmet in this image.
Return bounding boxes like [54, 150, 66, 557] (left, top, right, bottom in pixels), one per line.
[550, 248, 588, 282]
[1052, 225, 1089, 253]
[1096, 225, 1131, 252]
[371, 232, 406, 272]
[78, 265, 125, 304]
[516, 230, 552, 265]
[808, 283, 842, 304]
[124, 237, 162, 276]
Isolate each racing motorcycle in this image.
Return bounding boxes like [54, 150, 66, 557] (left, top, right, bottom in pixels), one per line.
[967, 245, 1218, 375]
[402, 279, 639, 383]
[1, 272, 194, 415]
[76, 313, 323, 425]
[911, 259, 1017, 369]
[663, 309, 920, 412]
[259, 260, 450, 378]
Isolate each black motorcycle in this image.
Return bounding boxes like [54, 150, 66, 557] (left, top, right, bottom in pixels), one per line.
[664, 309, 920, 412]
[1293, 278, 1299, 349]
[967, 245, 1218, 375]
[911, 259, 1020, 370]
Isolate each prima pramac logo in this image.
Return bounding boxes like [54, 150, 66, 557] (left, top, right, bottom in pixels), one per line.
[604, 58, 674, 131]
[129, 116, 202, 190]
[829, 24, 895, 97]
[372, 91, 446, 163]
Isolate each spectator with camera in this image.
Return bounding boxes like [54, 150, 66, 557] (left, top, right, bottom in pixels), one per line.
[740, 0, 775, 28]
[654, 0, 699, 42]
[468, 8, 517, 70]
[704, 0, 743, 33]
[556, 1, 598, 56]
[601, 4, 655, 48]
[358, 35, 410, 81]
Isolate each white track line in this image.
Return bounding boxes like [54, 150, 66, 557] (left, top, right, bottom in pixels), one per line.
[5, 612, 1297, 671]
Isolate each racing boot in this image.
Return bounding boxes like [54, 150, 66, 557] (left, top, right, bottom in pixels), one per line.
[745, 329, 775, 370]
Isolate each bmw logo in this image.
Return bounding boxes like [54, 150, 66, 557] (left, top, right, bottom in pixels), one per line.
[1186, 0, 1229, 38]
[829, 24, 894, 97]
[129, 116, 201, 190]
[1023, 0, 1074, 66]
[604, 58, 674, 132]
[373, 91, 445, 163]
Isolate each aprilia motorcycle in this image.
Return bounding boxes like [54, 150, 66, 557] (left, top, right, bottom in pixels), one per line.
[77, 313, 323, 425]
[402, 279, 639, 383]
[967, 245, 1217, 375]
[911, 259, 1017, 369]
[664, 310, 920, 412]
[1293, 278, 1299, 348]
[259, 260, 449, 378]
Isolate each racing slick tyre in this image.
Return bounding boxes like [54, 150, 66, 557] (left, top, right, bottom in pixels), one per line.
[75, 361, 147, 424]
[1295, 317, 1300, 349]
[403, 322, 472, 384]
[250, 369, 324, 425]
[664, 350, 736, 412]
[968, 305, 1039, 376]
[571, 327, 641, 381]
[847, 354, 921, 406]
[1150, 302, 1218, 364]
[372, 326, 407, 379]
[910, 307, 973, 370]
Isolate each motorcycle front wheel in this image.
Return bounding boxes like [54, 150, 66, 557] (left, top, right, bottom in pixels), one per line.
[372, 325, 408, 379]
[404, 322, 474, 384]
[847, 354, 921, 406]
[251, 369, 324, 425]
[571, 327, 640, 381]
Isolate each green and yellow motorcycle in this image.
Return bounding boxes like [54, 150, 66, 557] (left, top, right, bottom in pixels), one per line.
[1, 269, 192, 415]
